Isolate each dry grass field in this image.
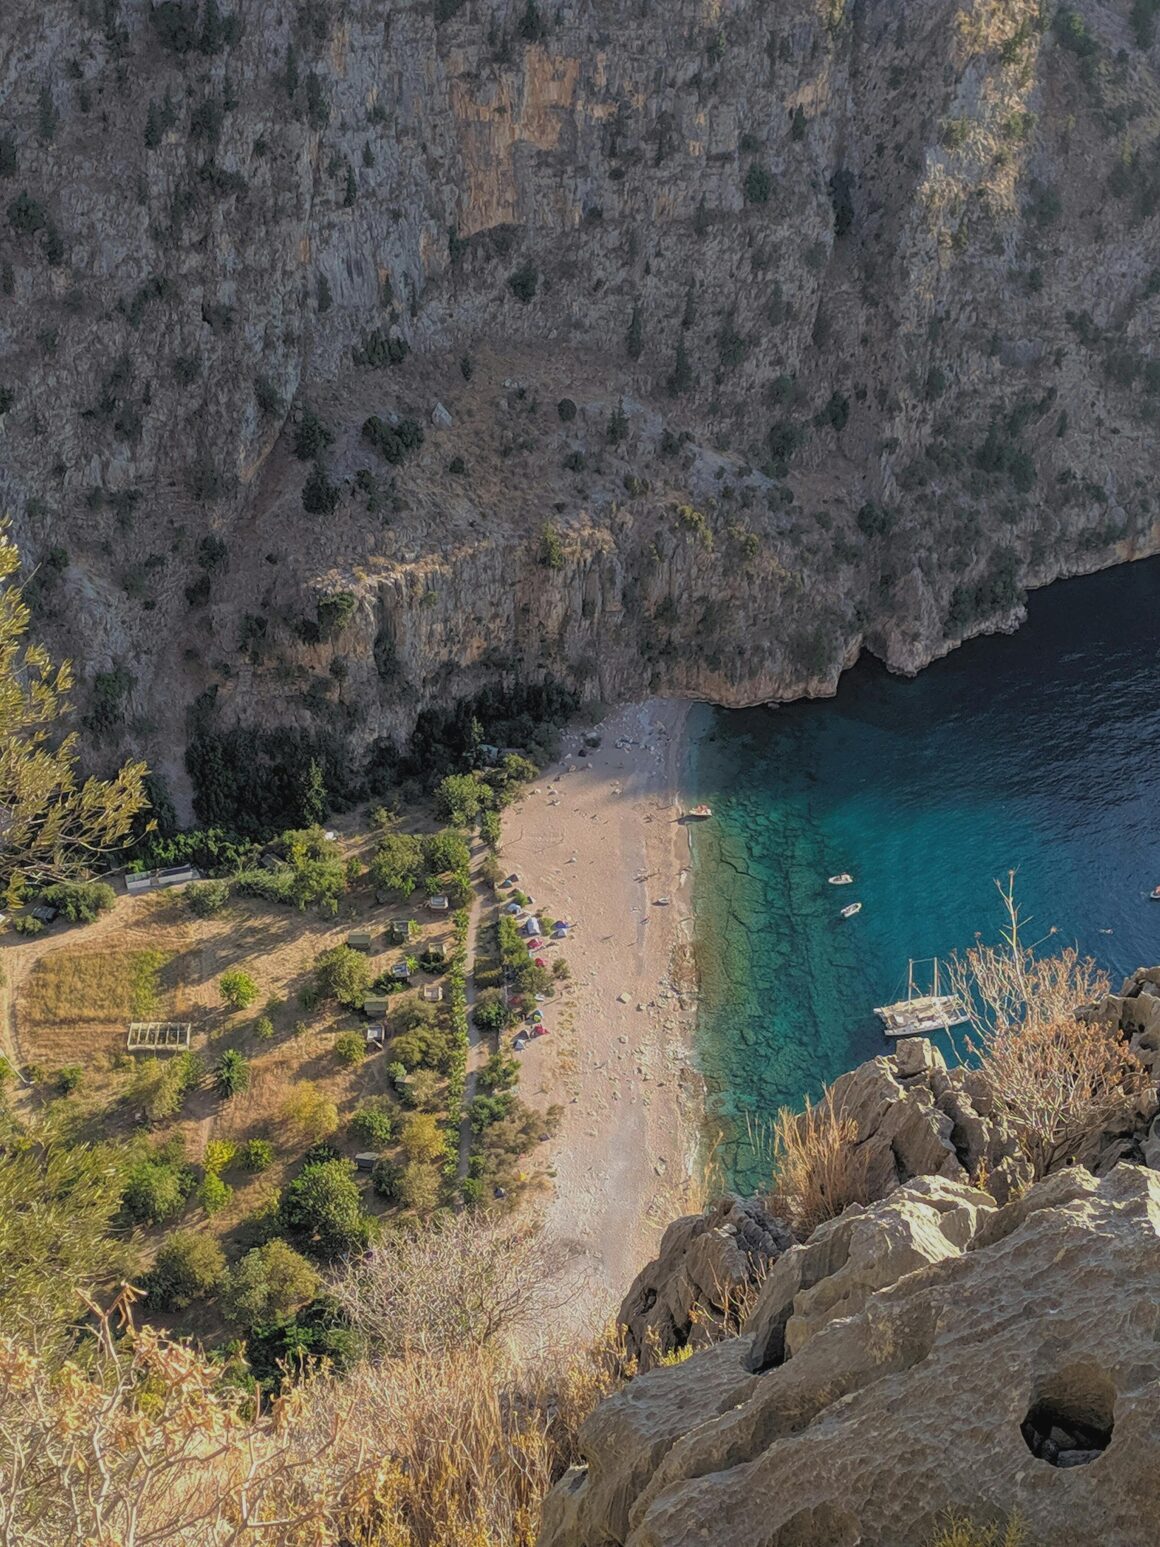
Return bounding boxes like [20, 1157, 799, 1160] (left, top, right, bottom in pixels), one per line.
[21, 948, 175, 1028]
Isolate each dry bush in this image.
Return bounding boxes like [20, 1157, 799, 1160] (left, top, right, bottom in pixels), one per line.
[950, 877, 1147, 1179]
[315, 1335, 620, 1547]
[928, 1517, 1025, 1547]
[0, 1290, 347, 1546]
[0, 1288, 620, 1547]
[970, 1015, 1147, 1180]
[766, 1086, 869, 1238]
[947, 873, 1110, 1040]
[331, 1208, 577, 1358]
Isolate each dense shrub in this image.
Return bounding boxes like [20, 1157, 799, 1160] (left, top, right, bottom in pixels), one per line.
[214, 1048, 251, 1097]
[333, 1031, 365, 1066]
[223, 1239, 320, 1328]
[187, 879, 231, 916]
[122, 1157, 193, 1225]
[361, 415, 423, 465]
[302, 462, 340, 515]
[349, 1100, 394, 1147]
[507, 261, 538, 303]
[293, 407, 333, 461]
[314, 945, 372, 1010]
[352, 330, 410, 368]
[219, 969, 258, 1009]
[556, 397, 577, 422]
[243, 1137, 275, 1171]
[197, 1171, 233, 1215]
[743, 163, 772, 204]
[37, 881, 115, 923]
[55, 1064, 85, 1095]
[281, 1159, 370, 1256]
[279, 1082, 339, 1145]
[145, 1231, 226, 1310]
[128, 1052, 203, 1123]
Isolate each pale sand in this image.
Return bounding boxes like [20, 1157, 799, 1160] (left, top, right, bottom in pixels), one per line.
[500, 699, 705, 1327]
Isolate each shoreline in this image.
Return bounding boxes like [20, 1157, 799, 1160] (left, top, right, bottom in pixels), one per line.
[499, 699, 706, 1329]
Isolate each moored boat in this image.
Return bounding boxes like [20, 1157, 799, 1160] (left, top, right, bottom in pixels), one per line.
[828, 873, 854, 885]
[840, 901, 862, 918]
[687, 804, 713, 819]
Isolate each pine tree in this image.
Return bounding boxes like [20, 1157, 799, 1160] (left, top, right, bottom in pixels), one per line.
[300, 758, 327, 825]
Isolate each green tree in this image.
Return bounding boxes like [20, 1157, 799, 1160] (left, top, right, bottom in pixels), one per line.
[196, 1170, 233, 1215]
[433, 773, 486, 825]
[281, 1159, 371, 1256]
[279, 1081, 339, 1145]
[219, 969, 258, 1009]
[186, 878, 230, 916]
[0, 1143, 127, 1351]
[243, 1137, 275, 1170]
[292, 406, 333, 461]
[369, 831, 424, 896]
[399, 1111, 444, 1164]
[349, 1100, 394, 1146]
[38, 880, 115, 922]
[626, 301, 643, 360]
[223, 1238, 320, 1328]
[333, 1030, 365, 1066]
[214, 1047, 251, 1097]
[121, 1158, 191, 1225]
[299, 757, 327, 825]
[314, 944, 372, 1010]
[145, 1230, 226, 1310]
[0, 529, 148, 901]
[396, 1159, 442, 1212]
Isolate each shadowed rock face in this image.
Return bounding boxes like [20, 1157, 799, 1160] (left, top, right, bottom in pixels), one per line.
[540, 1165, 1160, 1547]
[4, 1, 1160, 805]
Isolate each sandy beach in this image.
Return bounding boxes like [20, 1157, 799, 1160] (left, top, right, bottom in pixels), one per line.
[499, 699, 705, 1326]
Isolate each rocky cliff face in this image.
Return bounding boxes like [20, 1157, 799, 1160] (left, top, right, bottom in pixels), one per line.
[4, 0, 1160, 808]
[540, 1165, 1160, 1547]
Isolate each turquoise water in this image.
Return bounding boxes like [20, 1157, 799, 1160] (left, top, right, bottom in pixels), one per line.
[690, 557, 1160, 1192]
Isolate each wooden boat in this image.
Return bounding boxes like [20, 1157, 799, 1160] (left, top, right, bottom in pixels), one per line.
[828, 873, 854, 885]
[874, 958, 969, 1039]
[840, 901, 862, 918]
[688, 804, 713, 820]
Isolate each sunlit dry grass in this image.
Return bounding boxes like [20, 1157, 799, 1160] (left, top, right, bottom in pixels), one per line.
[20, 949, 173, 1029]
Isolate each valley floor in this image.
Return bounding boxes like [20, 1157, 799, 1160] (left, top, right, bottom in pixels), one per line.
[499, 700, 704, 1328]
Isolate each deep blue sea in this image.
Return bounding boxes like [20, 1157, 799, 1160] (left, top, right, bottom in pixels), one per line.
[689, 558, 1160, 1192]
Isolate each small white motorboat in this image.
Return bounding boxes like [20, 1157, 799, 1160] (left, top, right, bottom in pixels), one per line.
[840, 902, 863, 919]
[687, 804, 713, 820]
[828, 873, 854, 885]
[1151, 886, 1160, 900]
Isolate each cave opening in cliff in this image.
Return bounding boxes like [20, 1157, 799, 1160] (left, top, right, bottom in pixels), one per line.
[1021, 1363, 1115, 1467]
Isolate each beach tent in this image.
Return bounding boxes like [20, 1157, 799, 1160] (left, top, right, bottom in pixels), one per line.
[524, 917, 542, 936]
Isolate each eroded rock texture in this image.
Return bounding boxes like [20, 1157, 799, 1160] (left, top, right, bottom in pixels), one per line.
[542, 1165, 1160, 1547]
[4, 2, 1160, 810]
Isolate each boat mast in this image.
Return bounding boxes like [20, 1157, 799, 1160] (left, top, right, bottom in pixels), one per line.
[933, 957, 940, 997]
[907, 958, 915, 1001]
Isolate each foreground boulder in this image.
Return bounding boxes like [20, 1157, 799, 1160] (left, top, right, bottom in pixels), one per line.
[540, 1165, 1160, 1547]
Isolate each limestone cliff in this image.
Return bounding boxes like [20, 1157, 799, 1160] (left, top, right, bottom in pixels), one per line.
[4, 0, 1160, 809]
[540, 1165, 1160, 1547]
